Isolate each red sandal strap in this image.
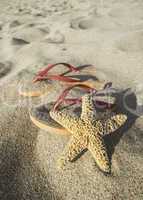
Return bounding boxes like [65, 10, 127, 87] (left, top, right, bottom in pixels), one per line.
[63, 98, 82, 105]
[54, 84, 92, 110]
[58, 97, 113, 110]
[33, 63, 80, 83]
[33, 74, 82, 83]
[54, 83, 114, 111]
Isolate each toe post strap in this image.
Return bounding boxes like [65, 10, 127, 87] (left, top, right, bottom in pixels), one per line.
[53, 83, 114, 111]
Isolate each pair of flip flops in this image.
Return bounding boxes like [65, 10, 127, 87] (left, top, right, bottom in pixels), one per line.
[20, 62, 127, 174]
[19, 62, 114, 135]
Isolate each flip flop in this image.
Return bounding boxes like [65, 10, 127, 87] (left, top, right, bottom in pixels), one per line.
[19, 63, 103, 97]
[29, 83, 115, 135]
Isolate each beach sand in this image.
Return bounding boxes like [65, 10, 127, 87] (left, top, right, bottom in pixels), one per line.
[0, 0, 143, 199]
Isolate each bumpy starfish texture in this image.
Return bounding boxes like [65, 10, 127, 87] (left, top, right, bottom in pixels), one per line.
[50, 94, 127, 174]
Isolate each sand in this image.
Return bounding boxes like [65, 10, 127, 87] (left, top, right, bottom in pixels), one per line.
[0, 0, 143, 199]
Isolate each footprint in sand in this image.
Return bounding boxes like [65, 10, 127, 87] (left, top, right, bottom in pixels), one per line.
[78, 19, 94, 30]
[11, 25, 48, 44]
[71, 17, 94, 30]
[0, 23, 2, 39]
[31, 9, 47, 17]
[45, 31, 65, 44]
[70, 16, 116, 31]
[12, 38, 30, 46]
[9, 20, 21, 28]
[35, 24, 50, 34]
[116, 31, 143, 52]
[22, 22, 50, 34]
[0, 62, 13, 78]
[0, 22, 3, 31]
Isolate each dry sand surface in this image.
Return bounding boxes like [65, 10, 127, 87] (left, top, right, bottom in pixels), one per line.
[0, 0, 143, 199]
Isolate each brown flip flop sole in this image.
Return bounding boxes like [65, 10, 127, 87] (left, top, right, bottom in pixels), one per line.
[29, 95, 116, 136]
[29, 102, 81, 135]
[18, 77, 53, 97]
[30, 114, 69, 135]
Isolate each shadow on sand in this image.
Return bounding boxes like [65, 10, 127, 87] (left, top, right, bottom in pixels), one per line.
[103, 88, 143, 168]
[0, 108, 63, 200]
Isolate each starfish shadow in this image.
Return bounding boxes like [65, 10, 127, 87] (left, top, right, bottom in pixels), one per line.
[71, 148, 112, 176]
[103, 88, 143, 164]
[71, 148, 88, 162]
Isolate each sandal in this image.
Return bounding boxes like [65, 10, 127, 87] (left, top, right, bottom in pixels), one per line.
[19, 63, 104, 97]
[29, 83, 115, 135]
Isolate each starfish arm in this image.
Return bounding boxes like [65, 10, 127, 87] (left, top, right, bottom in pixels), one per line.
[88, 134, 110, 174]
[81, 94, 96, 121]
[97, 114, 127, 135]
[58, 135, 87, 169]
[50, 110, 79, 133]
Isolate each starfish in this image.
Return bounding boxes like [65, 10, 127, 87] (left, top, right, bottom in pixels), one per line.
[50, 94, 127, 174]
